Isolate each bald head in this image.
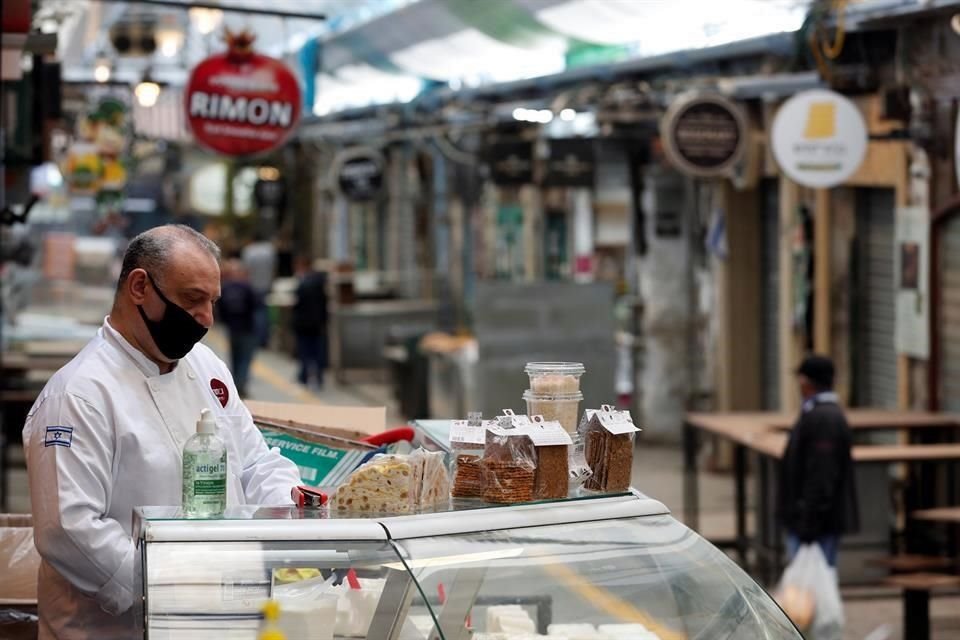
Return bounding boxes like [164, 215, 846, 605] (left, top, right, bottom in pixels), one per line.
[116, 224, 221, 298]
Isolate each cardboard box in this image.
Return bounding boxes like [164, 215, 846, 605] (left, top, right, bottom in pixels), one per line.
[244, 400, 386, 441]
[0, 514, 39, 604]
[245, 401, 386, 488]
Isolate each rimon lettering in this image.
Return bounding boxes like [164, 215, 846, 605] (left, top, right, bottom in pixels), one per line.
[189, 92, 293, 128]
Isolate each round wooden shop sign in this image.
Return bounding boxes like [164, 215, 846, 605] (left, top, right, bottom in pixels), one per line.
[660, 93, 749, 178]
[185, 31, 302, 157]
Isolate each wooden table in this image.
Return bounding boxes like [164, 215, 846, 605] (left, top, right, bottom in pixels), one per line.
[683, 411, 960, 581]
[912, 507, 960, 524]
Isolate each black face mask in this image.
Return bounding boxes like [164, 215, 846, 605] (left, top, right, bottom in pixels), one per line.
[137, 272, 208, 361]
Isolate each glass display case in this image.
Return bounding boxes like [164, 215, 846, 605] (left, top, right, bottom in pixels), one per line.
[134, 492, 800, 639]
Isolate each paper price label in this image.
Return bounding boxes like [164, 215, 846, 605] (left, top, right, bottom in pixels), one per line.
[450, 420, 487, 446]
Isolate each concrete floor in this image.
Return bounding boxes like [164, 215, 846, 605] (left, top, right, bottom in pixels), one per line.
[3, 295, 958, 639]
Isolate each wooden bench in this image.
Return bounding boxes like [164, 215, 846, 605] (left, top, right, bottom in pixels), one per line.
[883, 572, 960, 640]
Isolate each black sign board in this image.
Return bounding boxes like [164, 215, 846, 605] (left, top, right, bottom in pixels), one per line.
[335, 152, 383, 202]
[661, 94, 747, 178]
[542, 138, 595, 188]
[487, 141, 534, 186]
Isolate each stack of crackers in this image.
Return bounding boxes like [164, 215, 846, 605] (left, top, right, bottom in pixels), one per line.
[451, 454, 484, 498]
[481, 459, 535, 503]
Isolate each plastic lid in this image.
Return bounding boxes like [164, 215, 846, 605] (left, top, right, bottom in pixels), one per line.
[523, 389, 584, 401]
[524, 362, 585, 376]
[196, 408, 216, 434]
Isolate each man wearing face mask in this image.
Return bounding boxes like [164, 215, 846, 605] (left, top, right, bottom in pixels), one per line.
[22, 225, 302, 639]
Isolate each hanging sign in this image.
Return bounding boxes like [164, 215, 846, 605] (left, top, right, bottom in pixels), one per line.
[185, 29, 302, 157]
[487, 141, 534, 186]
[771, 89, 868, 189]
[332, 147, 384, 202]
[660, 93, 748, 178]
[541, 138, 595, 187]
[894, 205, 930, 358]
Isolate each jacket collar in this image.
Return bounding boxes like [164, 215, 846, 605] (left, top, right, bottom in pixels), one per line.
[802, 391, 839, 413]
[102, 316, 175, 378]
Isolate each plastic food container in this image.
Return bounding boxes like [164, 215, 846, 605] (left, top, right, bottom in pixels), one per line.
[523, 389, 584, 434]
[525, 362, 585, 394]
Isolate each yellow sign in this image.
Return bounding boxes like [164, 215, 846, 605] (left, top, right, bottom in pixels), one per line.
[803, 102, 837, 139]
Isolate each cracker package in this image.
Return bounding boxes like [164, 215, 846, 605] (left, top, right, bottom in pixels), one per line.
[450, 413, 488, 498]
[582, 405, 640, 492]
[481, 412, 537, 504]
[333, 454, 416, 513]
[525, 415, 572, 500]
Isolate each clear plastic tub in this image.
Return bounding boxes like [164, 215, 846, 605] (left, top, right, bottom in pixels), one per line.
[523, 389, 584, 434]
[524, 362, 585, 394]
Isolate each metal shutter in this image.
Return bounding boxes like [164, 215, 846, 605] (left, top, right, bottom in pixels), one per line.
[939, 215, 960, 411]
[854, 189, 898, 408]
[761, 179, 781, 410]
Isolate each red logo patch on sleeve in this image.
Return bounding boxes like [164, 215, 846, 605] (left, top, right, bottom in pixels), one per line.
[210, 379, 229, 408]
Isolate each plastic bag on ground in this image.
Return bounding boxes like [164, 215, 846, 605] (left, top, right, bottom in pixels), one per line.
[775, 544, 843, 640]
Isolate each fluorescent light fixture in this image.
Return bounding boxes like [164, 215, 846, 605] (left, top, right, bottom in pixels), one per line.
[537, 0, 808, 52]
[312, 64, 422, 115]
[390, 28, 564, 84]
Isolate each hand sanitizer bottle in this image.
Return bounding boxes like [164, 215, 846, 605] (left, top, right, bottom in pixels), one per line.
[182, 408, 227, 517]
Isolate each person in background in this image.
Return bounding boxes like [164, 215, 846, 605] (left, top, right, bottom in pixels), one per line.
[241, 232, 276, 347]
[217, 258, 259, 397]
[22, 225, 302, 639]
[291, 255, 329, 389]
[777, 354, 859, 567]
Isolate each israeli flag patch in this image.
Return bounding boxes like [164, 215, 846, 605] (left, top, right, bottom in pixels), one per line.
[45, 426, 73, 448]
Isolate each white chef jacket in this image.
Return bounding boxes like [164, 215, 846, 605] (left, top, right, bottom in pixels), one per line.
[22, 318, 301, 640]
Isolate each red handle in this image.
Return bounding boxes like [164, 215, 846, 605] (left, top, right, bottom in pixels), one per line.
[361, 427, 415, 446]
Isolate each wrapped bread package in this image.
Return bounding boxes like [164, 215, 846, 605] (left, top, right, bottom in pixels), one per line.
[333, 454, 416, 513]
[334, 448, 450, 513]
[582, 405, 640, 493]
[412, 448, 450, 507]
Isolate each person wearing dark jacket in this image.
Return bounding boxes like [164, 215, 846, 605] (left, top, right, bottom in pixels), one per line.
[216, 259, 259, 397]
[291, 256, 329, 389]
[778, 355, 859, 567]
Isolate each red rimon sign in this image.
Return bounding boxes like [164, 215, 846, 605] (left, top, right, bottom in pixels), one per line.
[185, 31, 302, 156]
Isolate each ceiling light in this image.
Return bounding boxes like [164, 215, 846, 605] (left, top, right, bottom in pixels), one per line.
[94, 61, 111, 83]
[135, 73, 161, 108]
[560, 108, 576, 121]
[952, 13, 960, 35]
[157, 30, 183, 57]
[537, 109, 554, 124]
[189, 7, 223, 36]
[258, 166, 280, 181]
[513, 107, 529, 121]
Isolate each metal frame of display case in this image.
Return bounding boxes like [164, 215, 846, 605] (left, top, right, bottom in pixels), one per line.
[134, 493, 669, 640]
